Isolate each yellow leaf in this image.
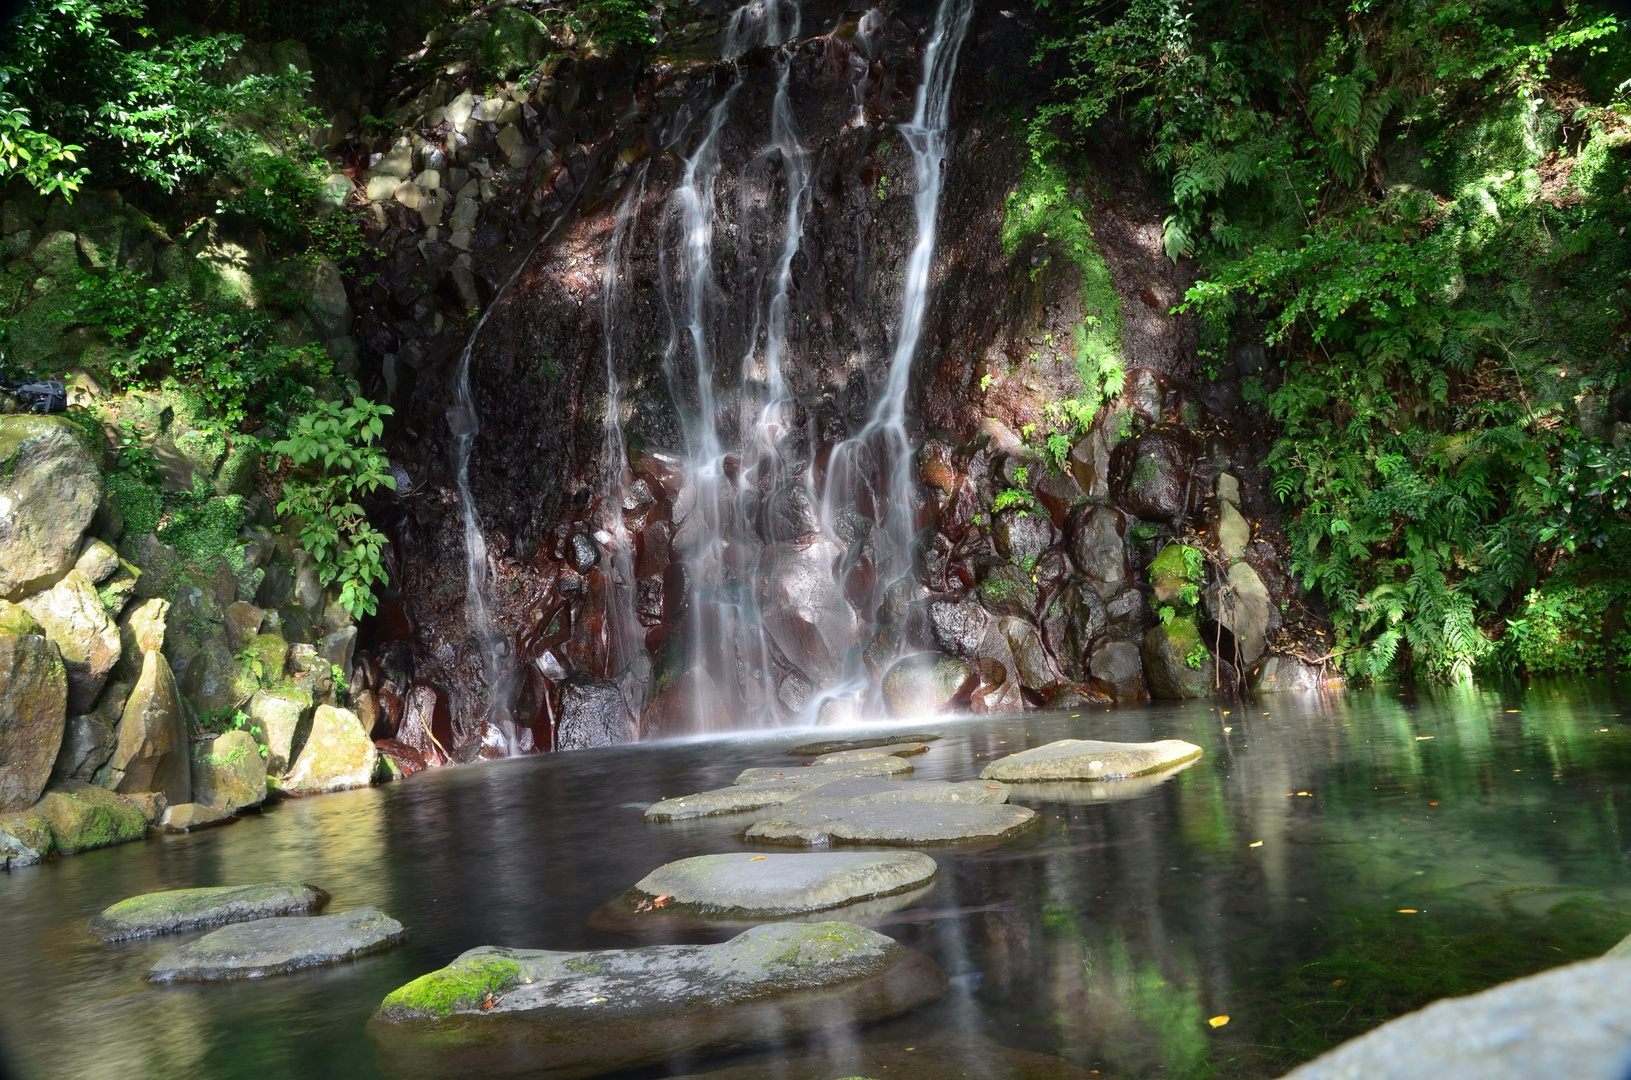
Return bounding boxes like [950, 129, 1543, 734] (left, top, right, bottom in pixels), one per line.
[1249, 841, 1263, 848]
[748, 855, 767, 862]
[1208, 1015, 1230, 1028]
[1397, 908, 1419, 914]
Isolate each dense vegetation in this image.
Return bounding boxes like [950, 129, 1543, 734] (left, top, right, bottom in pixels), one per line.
[1030, 0, 1631, 681]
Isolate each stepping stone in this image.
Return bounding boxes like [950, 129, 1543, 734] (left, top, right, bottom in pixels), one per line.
[980, 738, 1203, 782]
[1002, 760, 1198, 806]
[90, 882, 329, 942]
[147, 907, 406, 981]
[734, 755, 912, 786]
[623, 852, 938, 917]
[806, 743, 928, 766]
[369, 923, 946, 1078]
[787, 733, 940, 757]
[747, 802, 1038, 847]
[159, 802, 237, 833]
[782, 778, 1010, 807]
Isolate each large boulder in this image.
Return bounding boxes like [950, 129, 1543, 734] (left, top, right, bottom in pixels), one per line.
[756, 541, 861, 682]
[191, 729, 268, 809]
[1205, 560, 1274, 666]
[1042, 583, 1107, 683]
[1068, 420, 1112, 501]
[0, 805, 55, 867]
[1066, 504, 1129, 586]
[247, 686, 314, 775]
[39, 781, 149, 853]
[1088, 640, 1144, 702]
[280, 705, 376, 795]
[1000, 617, 1063, 699]
[21, 569, 121, 712]
[0, 415, 103, 600]
[992, 510, 1055, 564]
[0, 632, 68, 810]
[880, 652, 974, 717]
[925, 598, 989, 660]
[1142, 617, 1219, 700]
[98, 649, 190, 804]
[370, 923, 946, 1079]
[1110, 425, 1199, 525]
[557, 681, 634, 750]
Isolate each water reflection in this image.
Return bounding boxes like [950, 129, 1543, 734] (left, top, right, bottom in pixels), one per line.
[3, 680, 1631, 1079]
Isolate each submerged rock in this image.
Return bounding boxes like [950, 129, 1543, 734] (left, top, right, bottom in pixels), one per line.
[624, 852, 938, 916]
[781, 778, 1010, 807]
[1279, 954, 1631, 1080]
[979, 738, 1203, 782]
[881, 651, 975, 717]
[90, 881, 329, 941]
[785, 734, 941, 757]
[746, 802, 1038, 847]
[370, 922, 945, 1079]
[0, 415, 103, 600]
[148, 906, 405, 981]
[0, 632, 68, 810]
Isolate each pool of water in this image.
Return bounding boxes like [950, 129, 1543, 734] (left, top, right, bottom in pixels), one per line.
[5, 679, 1631, 1080]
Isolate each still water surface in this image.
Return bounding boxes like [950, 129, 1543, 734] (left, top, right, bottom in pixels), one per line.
[4, 680, 1631, 1079]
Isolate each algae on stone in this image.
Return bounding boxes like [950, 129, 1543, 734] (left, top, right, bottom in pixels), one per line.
[90, 881, 328, 941]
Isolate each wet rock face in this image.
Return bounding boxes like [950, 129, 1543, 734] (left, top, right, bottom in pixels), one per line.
[0, 632, 68, 810]
[557, 681, 632, 750]
[1112, 425, 1202, 526]
[880, 651, 975, 717]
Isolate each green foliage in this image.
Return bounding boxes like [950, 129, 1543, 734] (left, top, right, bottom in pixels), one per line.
[272, 396, 397, 619]
[993, 487, 1038, 516]
[1029, 0, 1631, 681]
[63, 268, 330, 426]
[568, 0, 655, 48]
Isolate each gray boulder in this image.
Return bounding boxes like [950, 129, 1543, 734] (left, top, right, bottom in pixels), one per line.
[1217, 500, 1251, 562]
[781, 777, 1010, 807]
[0, 415, 103, 600]
[22, 569, 121, 712]
[880, 652, 974, 717]
[992, 510, 1055, 564]
[98, 649, 190, 804]
[626, 852, 938, 916]
[1205, 560, 1274, 666]
[370, 923, 945, 1079]
[785, 733, 940, 756]
[557, 681, 633, 750]
[190, 729, 267, 809]
[1001, 616, 1063, 698]
[247, 686, 314, 774]
[643, 774, 851, 823]
[1279, 955, 1631, 1080]
[280, 705, 376, 795]
[90, 882, 331, 941]
[746, 802, 1038, 847]
[1111, 426, 1198, 524]
[0, 632, 68, 810]
[52, 679, 128, 784]
[926, 598, 989, 660]
[149, 907, 405, 982]
[1252, 655, 1339, 694]
[1066, 504, 1129, 585]
[1088, 640, 1144, 702]
[734, 756, 911, 786]
[158, 803, 238, 832]
[1068, 421, 1112, 501]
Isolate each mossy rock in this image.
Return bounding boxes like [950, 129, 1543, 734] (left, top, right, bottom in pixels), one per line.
[241, 632, 290, 687]
[0, 805, 54, 866]
[1141, 616, 1217, 700]
[0, 600, 43, 636]
[1149, 543, 1202, 606]
[483, 8, 547, 75]
[382, 952, 524, 1019]
[90, 881, 327, 941]
[39, 781, 148, 854]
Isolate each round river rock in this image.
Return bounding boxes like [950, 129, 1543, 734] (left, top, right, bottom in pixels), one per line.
[147, 906, 406, 981]
[980, 738, 1203, 782]
[747, 802, 1038, 847]
[627, 851, 938, 916]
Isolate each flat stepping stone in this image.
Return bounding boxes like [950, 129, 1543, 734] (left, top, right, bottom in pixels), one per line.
[1002, 761, 1198, 806]
[369, 922, 945, 1078]
[782, 778, 1010, 807]
[806, 743, 928, 765]
[747, 802, 1038, 847]
[734, 755, 912, 786]
[979, 738, 1203, 782]
[90, 882, 329, 942]
[625, 852, 938, 917]
[147, 907, 406, 981]
[644, 773, 856, 822]
[787, 733, 939, 757]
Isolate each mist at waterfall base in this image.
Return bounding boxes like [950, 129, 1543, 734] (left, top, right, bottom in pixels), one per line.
[447, 0, 981, 747]
[6, 683, 1631, 1079]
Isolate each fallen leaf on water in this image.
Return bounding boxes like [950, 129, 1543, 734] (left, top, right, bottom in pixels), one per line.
[1429, 801, 1438, 806]
[1249, 841, 1263, 848]
[1397, 908, 1419, 914]
[1415, 735, 1435, 740]
[749, 855, 767, 862]
[1331, 978, 1345, 987]
[1296, 791, 1312, 796]
[1208, 1015, 1230, 1028]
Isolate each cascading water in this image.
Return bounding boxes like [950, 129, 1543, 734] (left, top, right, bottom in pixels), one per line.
[597, 165, 654, 723]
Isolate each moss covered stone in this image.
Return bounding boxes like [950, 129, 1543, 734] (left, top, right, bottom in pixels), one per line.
[90, 881, 328, 941]
[0, 806, 55, 867]
[1149, 543, 1202, 606]
[381, 953, 523, 1018]
[39, 781, 148, 854]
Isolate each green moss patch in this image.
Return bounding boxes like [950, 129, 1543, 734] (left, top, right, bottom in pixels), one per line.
[380, 951, 524, 1019]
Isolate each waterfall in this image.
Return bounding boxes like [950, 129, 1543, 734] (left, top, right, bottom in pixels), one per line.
[598, 165, 654, 722]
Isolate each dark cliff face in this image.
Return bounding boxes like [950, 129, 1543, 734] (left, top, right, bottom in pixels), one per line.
[365, 1, 1294, 756]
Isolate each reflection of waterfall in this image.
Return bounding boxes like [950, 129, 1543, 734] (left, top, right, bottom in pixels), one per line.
[453, 202, 583, 753]
[598, 166, 653, 721]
